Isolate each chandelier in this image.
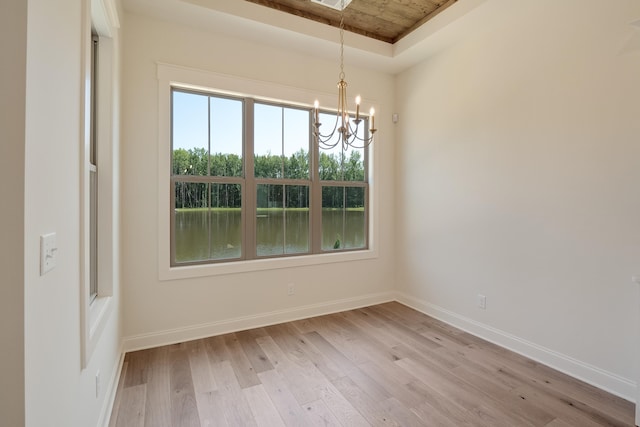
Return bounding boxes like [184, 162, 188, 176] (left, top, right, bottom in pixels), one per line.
[313, 0, 377, 150]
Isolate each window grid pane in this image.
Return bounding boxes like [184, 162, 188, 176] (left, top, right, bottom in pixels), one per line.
[256, 184, 310, 257]
[321, 185, 367, 251]
[210, 96, 243, 177]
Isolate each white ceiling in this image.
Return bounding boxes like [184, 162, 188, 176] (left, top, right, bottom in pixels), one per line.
[123, 0, 488, 74]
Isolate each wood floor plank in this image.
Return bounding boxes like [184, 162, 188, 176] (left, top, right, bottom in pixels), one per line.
[302, 316, 373, 365]
[143, 346, 172, 427]
[204, 335, 232, 365]
[303, 330, 393, 402]
[316, 316, 419, 388]
[109, 303, 634, 427]
[378, 397, 429, 427]
[115, 384, 146, 427]
[195, 391, 229, 427]
[123, 350, 149, 388]
[210, 360, 257, 426]
[360, 305, 444, 353]
[302, 330, 359, 375]
[477, 350, 633, 427]
[396, 354, 542, 426]
[223, 333, 261, 389]
[242, 384, 286, 427]
[188, 340, 217, 394]
[464, 404, 523, 427]
[410, 399, 473, 427]
[315, 381, 370, 427]
[450, 363, 555, 426]
[356, 361, 426, 408]
[256, 334, 326, 405]
[396, 356, 483, 411]
[235, 328, 274, 374]
[289, 317, 317, 335]
[331, 376, 401, 427]
[302, 399, 343, 427]
[403, 380, 477, 425]
[267, 323, 344, 381]
[169, 347, 201, 427]
[458, 332, 634, 425]
[511, 383, 628, 427]
[545, 418, 582, 427]
[343, 365, 392, 403]
[257, 369, 313, 426]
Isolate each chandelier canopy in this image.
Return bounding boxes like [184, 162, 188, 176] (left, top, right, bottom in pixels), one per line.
[313, 0, 377, 150]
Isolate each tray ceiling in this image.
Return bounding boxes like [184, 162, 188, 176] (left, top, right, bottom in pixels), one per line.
[242, 0, 459, 44]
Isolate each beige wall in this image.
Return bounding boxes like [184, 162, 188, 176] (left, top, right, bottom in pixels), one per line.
[0, 0, 27, 425]
[22, 0, 122, 426]
[396, 0, 640, 400]
[121, 12, 396, 345]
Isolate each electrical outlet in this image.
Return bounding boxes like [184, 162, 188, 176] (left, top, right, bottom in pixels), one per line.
[477, 294, 487, 310]
[287, 283, 295, 296]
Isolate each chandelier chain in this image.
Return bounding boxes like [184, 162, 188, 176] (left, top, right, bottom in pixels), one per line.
[339, 7, 345, 80]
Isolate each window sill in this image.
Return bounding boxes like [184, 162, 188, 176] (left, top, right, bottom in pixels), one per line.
[160, 248, 378, 281]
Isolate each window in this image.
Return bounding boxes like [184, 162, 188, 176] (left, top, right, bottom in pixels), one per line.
[81, 0, 120, 367]
[89, 33, 99, 302]
[170, 88, 369, 266]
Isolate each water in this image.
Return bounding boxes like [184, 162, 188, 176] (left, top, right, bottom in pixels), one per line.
[174, 209, 366, 263]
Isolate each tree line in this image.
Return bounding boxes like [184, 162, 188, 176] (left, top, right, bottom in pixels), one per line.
[173, 148, 365, 209]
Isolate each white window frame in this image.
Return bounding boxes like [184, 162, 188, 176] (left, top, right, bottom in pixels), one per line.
[157, 63, 380, 280]
[80, 0, 119, 368]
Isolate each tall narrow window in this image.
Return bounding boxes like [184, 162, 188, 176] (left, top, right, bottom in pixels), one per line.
[171, 90, 244, 265]
[318, 112, 368, 251]
[254, 103, 311, 257]
[89, 33, 99, 302]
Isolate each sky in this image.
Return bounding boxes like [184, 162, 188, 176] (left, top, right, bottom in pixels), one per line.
[172, 89, 365, 160]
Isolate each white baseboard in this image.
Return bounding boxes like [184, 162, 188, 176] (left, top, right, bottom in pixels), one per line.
[122, 291, 395, 352]
[395, 291, 637, 403]
[98, 343, 125, 427]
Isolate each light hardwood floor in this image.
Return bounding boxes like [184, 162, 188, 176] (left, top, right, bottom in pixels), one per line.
[108, 302, 634, 426]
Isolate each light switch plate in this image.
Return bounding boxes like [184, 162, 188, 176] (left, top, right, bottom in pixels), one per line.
[40, 233, 57, 275]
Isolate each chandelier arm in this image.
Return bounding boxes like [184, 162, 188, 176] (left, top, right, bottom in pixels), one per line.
[343, 137, 374, 150]
[314, 113, 340, 141]
[346, 120, 374, 140]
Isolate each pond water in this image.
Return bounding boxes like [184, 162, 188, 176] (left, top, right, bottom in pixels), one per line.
[174, 209, 366, 263]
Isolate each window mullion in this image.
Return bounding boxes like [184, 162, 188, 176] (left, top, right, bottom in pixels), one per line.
[281, 109, 286, 254]
[311, 109, 322, 254]
[244, 98, 256, 260]
[207, 97, 212, 259]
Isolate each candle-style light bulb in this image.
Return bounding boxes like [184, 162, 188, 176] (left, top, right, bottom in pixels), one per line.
[314, 100, 319, 124]
[355, 95, 361, 120]
[369, 107, 375, 130]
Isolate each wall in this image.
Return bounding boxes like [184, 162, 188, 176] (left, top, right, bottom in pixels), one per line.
[396, 0, 640, 400]
[22, 0, 122, 426]
[0, 0, 27, 425]
[120, 11, 396, 347]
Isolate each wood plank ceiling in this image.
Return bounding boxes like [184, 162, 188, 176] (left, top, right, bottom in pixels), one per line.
[242, 0, 459, 44]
